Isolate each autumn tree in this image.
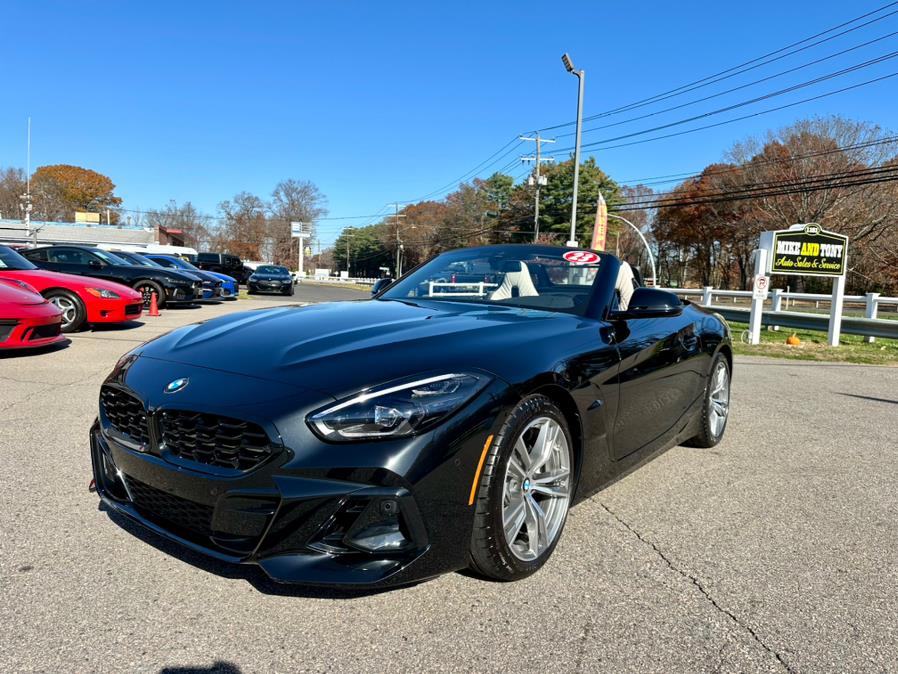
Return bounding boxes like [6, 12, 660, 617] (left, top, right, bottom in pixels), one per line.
[31, 164, 122, 222]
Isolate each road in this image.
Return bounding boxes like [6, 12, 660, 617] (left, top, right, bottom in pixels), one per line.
[246, 282, 371, 304]
[1, 294, 897, 673]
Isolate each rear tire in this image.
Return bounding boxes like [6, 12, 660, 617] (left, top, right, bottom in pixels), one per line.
[469, 395, 574, 581]
[44, 289, 86, 333]
[685, 353, 731, 448]
[134, 280, 165, 309]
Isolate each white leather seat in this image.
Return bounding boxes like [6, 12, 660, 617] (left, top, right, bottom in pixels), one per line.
[615, 261, 636, 310]
[490, 261, 539, 301]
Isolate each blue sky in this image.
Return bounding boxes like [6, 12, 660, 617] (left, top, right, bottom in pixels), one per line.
[2, 1, 898, 247]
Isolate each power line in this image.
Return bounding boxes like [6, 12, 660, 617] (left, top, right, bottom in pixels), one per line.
[552, 69, 898, 155]
[553, 31, 898, 139]
[617, 135, 898, 186]
[612, 165, 898, 211]
[536, 1, 898, 132]
[545, 58, 898, 154]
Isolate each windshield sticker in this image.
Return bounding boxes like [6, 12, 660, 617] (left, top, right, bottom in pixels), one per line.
[563, 250, 600, 265]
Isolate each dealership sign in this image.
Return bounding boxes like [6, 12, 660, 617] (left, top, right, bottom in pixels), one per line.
[752, 223, 850, 348]
[761, 223, 848, 277]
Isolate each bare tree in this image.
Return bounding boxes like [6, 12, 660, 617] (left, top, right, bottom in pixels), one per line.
[0, 167, 25, 220]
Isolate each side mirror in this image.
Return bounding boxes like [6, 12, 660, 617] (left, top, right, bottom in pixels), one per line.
[371, 277, 394, 295]
[88, 259, 104, 270]
[613, 287, 682, 319]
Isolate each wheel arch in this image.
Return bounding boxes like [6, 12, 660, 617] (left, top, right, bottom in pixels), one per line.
[716, 343, 733, 378]
[525, 383, 584, 481]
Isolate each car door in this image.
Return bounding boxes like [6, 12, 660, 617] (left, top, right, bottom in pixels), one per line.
[610, 312, 703, 460]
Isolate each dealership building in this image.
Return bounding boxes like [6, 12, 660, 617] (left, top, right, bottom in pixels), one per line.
[0, 218, 185, 249]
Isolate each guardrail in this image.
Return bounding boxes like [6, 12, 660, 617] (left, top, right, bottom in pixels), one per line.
[662, 286, 898, 342]
[707, 306, 898, 341]
[427, 281, 499, 297]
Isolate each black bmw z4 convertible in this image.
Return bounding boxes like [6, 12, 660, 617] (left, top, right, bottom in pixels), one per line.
[90, 244, 732, 587]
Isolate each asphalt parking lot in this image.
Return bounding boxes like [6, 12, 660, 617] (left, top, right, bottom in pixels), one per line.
[2, 290, 897, 673]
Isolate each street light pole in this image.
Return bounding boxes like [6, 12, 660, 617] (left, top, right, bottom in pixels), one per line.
[608, 213, 657, 286]
[562, 53, 584, 247]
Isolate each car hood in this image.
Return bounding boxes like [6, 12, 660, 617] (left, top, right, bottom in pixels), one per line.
[0, 282, 48, 306]
[136, 299, 590, 398]
[251, 273, 291, 280]
[14, 269, 141, 299]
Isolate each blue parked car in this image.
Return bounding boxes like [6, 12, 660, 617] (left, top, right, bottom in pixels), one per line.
[145, 254, 239, 300]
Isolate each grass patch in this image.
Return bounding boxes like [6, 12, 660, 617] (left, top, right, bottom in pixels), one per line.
[301, 281, 372, 294]
[729, 321, 898, 365]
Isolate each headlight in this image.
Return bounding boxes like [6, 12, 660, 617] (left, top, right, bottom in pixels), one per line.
[308, 373, 490, 441]
[86, 287, 121, 299]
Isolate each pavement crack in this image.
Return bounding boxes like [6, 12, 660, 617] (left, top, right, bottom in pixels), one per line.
[600, 503, 795, 674]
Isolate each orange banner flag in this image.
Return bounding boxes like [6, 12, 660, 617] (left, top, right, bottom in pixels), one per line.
[591, 193, 607, 251]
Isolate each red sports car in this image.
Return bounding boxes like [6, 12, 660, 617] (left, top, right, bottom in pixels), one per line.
[0, 281, 66, 349]
[0, 246, 143, 333]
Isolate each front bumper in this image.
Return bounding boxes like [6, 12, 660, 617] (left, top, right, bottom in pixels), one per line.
[0, 304, 65, 349]
[89, 372, 506, 587]
[248, 281, 292, 293]
[166, 285, 200, 303]
[85, 300, 143, 324]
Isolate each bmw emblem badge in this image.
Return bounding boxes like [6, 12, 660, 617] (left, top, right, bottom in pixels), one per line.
[164, 377, 189, 394]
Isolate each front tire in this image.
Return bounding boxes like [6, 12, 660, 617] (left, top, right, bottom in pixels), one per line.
[134, 280, 165, 309]
[469, 395, 574, 581]
[686, 353, 731, 448]
[44, 289, 86, 333]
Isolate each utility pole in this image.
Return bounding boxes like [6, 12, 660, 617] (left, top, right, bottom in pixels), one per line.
[520, 134, 555, 242]
[345, 226, 352, 276]
[21, 117, 34, 244]
[389, 203, 407, 278]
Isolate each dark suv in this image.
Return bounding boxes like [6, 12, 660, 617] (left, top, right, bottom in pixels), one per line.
[195, 252, 248, 283]
[22, 245, 203, 308]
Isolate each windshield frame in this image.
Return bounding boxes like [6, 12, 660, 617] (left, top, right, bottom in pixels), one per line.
[377, 244, 620, 319]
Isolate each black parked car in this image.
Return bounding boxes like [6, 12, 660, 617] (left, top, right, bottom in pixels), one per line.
[247, 265, 294, 295]
[89, 244, 732, 587]
[111, 251, 223, 301]
[194, 252, 248, 284]
[22, 245, 203, 308]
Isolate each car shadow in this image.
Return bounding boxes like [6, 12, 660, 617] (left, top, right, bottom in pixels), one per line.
[101, 505, 400, 599]
[87, 321, 145, 332]
[165, 303, 205, 311]
[158, 662, 242, 674]
[0, 339, 69, 358]
[835, 392, 898, 405]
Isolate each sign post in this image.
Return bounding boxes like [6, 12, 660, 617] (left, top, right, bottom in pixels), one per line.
[758, 223, 848, 347]
[291, 221, 310, 280]
[748, 248, 768, 345]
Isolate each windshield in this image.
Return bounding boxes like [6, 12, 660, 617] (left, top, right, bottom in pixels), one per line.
[0, 246, 38, 271]
[380, 245, 609, 315]
[92, 249, 130, 265]
[256, 265, 288, 275]
[130, 254, 165, 268]
[162, 256, 197, 270]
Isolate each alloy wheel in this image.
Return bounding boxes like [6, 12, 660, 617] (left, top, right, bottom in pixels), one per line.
[137, 285, 155, 307]
[709, 361, 730, 437]
[49, 295, 78, 329]
[502, 416, 571, 561]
